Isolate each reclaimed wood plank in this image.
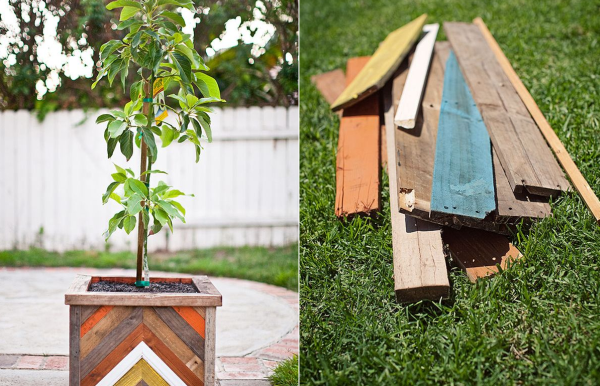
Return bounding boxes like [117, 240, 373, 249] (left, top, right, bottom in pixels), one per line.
[80, 306, 100, 324]
[493, 149, 551, 223]
[204, 307, 216, 386]
[310, 69, 346, 106]
[153, 307, 205, 361]
[143, 308, 205, 380]
[442, 227, 522, 282]
[444, 22, 569, 197]
[80, 307, 143, 378]
[474, 17, 600, 224]
[335, 57, 380, 217]
[70, 306, 81, 386]
[143, 326, 203, 386]
[81, 306, 114, 338]
[81, 306, 135, 359]
[82, 323, 145, 386]
[383, 47, 450, 303]
[430, 50, 496, 220]
[173, 306, 205, 338]
[395, 24, 439, 128]
[332, 14, 427, 111]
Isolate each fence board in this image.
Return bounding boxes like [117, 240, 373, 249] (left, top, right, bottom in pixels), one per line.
[0, 107, 298, 252]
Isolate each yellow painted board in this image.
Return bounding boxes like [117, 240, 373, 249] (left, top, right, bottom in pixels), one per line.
[331, 14, 427, 111]
[114, 359, 170, 386]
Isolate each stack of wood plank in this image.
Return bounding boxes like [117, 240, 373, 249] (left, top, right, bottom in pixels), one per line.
[312, 15, 600, 302]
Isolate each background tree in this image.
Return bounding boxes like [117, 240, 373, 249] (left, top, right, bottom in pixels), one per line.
[0, 0, 297, 115]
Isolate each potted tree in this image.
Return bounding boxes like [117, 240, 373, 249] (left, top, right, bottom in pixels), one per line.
[65, 0, 224, 385]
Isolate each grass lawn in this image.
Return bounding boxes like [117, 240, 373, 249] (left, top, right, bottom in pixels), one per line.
[0, 244, 298, 291]
[300, 0, 600, 384]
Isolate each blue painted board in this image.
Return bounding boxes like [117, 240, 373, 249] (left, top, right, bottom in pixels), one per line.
[430, 51, 495, 219]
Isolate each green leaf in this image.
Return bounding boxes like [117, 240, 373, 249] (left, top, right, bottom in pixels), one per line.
[169, 200, 186, 216]
[128, 178, 149, 197]
[126, 193, 144, 215]
[112, 172, 127, 182]
[197, 115, 212, 142]
[151, 183, 170, 198]
[162, 189, 185, 199]
[153, 207, 169, 226]
[161, 11, 185, 27]
[133, 114, 148, 126]
[109, 192, 122, 203]
[102, 182, 121, 204]
[114, 164, 127, 174]
[123, 215, 136, 234]
[104, 210, 126, 241]
[195, 144, 200, 162]
[108, 120, 127, 138]
[131, 30, 143, 48]
[111, 110, 127, 119]
[150, 125, 162, 136]
[130, 81, 143, 101]
[142, 170, 168, 176]
[142, 128, 158, 162]
[150, 216, 163, 235]
[120, 6, 139, 21]
[119, 130, 134, 160]
[106, 0, 142, 10]
[158, 200, 184, 221]
[195, 72, 220, 99]
[142, 210, 150, 230]
[172, 52, 191, 84]
[96, 114, 114, 124]
[107, 137, 118, 158]
[161, 125, 174, 147]
[100, 40, 122, 61]
[191, 117, 202, 138]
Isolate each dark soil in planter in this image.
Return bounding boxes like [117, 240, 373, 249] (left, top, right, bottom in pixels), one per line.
[89, 281, 198, 293]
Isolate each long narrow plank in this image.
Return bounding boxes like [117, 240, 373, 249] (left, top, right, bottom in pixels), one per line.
[310, 69, 346, 105]
[474, 17, 600, 224]
[394, 44, 510, 234]
[332, 14, 427, 111]
[442, 227, 522, 282]
[445, 22, 569, 197]
[81, 306, 114, 338]
[144, 308, 205, 380]
[383, 44, 449, 303]
[430, 50, 496, 220]
[153, 307, 205, 360]
[114, 359, 170, 386]
[70, 306, 81, 386]
[335, 57, 380, 217]
[493, 149, 551, 223]
[395, 24, 439, 128]
[204, 307, 216, 386]
[143, 326, 204, 386]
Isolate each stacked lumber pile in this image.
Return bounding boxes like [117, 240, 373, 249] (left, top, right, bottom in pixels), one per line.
[312, 15, 600, 302]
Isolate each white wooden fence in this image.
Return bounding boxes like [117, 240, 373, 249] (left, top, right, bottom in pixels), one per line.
[0, 107, 298, 252]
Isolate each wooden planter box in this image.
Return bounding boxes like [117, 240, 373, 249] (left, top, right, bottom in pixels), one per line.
[65, 275, 222, 386]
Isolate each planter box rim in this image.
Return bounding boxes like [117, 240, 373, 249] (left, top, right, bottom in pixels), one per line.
[65, 274, 222, 307]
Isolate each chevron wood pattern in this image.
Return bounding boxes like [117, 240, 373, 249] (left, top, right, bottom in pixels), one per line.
[66, 275, 221, 386]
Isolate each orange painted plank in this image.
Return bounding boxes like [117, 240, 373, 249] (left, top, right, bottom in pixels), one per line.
[335, 56, 381, 217]
[81, 306, 114, 338]
[311, 69, 346, 106]
[173, 306, 205, 339]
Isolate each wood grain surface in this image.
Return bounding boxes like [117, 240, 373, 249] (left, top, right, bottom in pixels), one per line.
[332, 14, 427, 111]
[442, 227, 522, 282]
[383, 43, 450, 303]
[430, 50, 496, 220]
[335, 56, 381, 217]
[473, 17, 600, 224]
[311, 69, 346, 106]
[445, 22, 569, 197]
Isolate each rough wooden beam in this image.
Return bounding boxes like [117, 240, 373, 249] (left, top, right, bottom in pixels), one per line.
[445, 22, 569, 197]
[474, 17, 600, 224]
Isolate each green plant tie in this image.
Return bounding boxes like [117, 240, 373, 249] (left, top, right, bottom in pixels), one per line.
[143, 97, 153, 102]
[135, 280, 150, 287]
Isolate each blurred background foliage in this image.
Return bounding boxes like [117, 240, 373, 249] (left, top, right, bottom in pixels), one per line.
[0, 0, 298, 118]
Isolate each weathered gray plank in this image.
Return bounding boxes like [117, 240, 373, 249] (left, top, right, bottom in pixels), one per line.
[153, 306, 205, 361]
[444, 22, 569, 197]
[69, 306, 81, 386]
